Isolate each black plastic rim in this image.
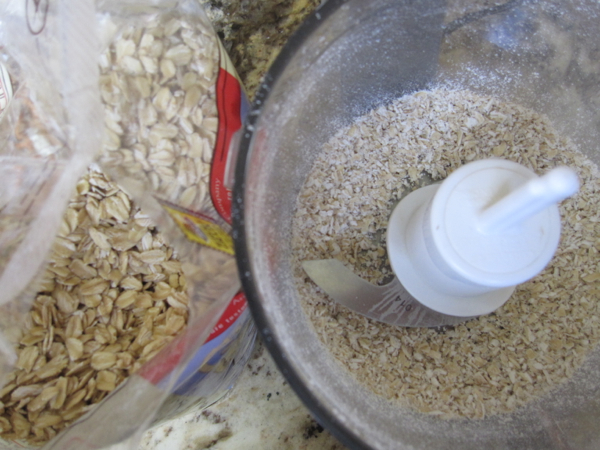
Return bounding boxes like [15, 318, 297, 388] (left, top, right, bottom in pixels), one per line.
[231, 1, 372, 449]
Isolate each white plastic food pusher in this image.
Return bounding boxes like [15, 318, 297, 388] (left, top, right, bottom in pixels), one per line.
[387, 158, 579, 317]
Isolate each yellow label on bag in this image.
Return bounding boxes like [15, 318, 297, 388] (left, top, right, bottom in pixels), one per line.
[161, 202, 234, 255]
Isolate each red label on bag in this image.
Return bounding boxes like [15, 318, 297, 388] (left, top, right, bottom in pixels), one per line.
[0, 62, 13, 120]
[206, 291, 247, 341]
[211, 67, 242, 224]
[210, 39, 248, 225]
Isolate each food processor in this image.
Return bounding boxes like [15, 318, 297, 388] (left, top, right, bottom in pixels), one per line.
[233, 0, 600, 448]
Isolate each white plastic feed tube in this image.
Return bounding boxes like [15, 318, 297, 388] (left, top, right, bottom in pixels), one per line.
[478, 166, 580, 234]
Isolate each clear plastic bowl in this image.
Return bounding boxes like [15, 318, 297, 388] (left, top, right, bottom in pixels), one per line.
[233, 1, 600, 448]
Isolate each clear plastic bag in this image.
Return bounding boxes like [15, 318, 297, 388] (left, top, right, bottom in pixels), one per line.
[0, 0, 255, 448]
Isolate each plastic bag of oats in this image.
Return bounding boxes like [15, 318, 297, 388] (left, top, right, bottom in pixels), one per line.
[0, 0, 255, 448]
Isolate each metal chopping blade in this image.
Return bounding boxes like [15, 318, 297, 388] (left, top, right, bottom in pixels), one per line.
[302, 259, 471, 328]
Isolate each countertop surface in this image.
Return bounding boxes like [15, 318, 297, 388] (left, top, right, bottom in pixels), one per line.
[140, 1, 346, 449]
[136, 342, 345, 450]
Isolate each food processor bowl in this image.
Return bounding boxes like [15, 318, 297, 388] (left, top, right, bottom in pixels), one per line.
[233, 0, 600, 448]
